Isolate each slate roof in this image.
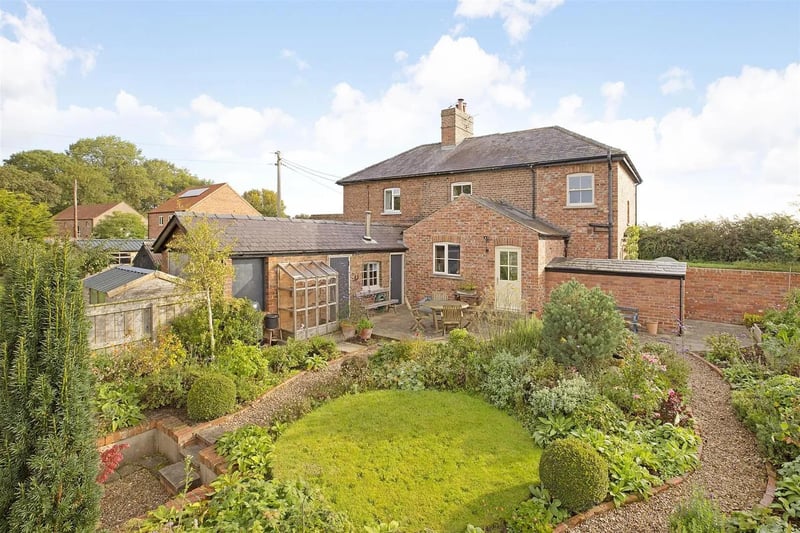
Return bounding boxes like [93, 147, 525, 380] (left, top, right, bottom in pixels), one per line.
[76, 239, 155, 252]
[149, 183, 227, 214]
[83, 265, 156, 293]
[468, 196, 569, 237]
[339, 126, 642, 184]
[545, 257, 687, 278]
[53, 202, 127, 221]
[152, 212, 407, 256]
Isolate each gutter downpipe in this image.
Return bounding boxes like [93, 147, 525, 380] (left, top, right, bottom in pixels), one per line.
[530, 165, 537, 219]
[679, 276, 685, 336]
[607, 149, 614, 259]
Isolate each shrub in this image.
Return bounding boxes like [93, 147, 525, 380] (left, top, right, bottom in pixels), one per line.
[704, 332, 742, 365]
[215, 425, 274, 477]
[491, 316, 543, 356]
[541, 280, 625, 373]
[94, 383, 145, 433]
[774, 455, 800, 521]
[597, 352, 671, 417]
[506, 485, 569, 533]
[137, 363, 203, 409]
[214, 341, 267, 379]
[525, 375, 595, 419]
[539, 437, 609, 513]
[482, 350, 536, 411]
[668, 489, 727, 533]
[187, 373, 237, 421]
[308, 335, 340, 360]
[171, 298, 263, 358]
[642, 342, 690, 395]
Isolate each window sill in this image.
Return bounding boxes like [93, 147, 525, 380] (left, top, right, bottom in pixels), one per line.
[382, 211, 401, 215]
[565, 204, 596, 209]
[432, 273, 462, 279]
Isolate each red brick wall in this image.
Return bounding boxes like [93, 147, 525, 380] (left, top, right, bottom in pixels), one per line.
[341, 160, 636, 261]
[149, 185, 260, 238]
[404, 196, 549, 313]
[545, 271, 683, 333]
[685, 267, 800, 323]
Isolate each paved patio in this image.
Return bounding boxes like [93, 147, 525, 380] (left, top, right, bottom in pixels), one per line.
[359, 305, 753, 354]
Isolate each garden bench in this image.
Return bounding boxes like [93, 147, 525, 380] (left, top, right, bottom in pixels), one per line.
[617, 305, 640, 333]
[357, 288, 398, 315]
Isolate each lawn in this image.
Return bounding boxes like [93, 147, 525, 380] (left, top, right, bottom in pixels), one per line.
[271, 389, 542, 531]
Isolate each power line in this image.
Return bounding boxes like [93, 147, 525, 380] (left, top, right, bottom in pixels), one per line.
[281, 163, 341, 193]
[280, 157, 342, 181]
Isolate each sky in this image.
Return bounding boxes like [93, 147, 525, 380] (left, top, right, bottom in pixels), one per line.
[0, 0, 798, 226]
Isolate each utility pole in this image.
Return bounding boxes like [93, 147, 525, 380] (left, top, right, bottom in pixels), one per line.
[275, 150, 283, 217]
[73, 179, 78, 239]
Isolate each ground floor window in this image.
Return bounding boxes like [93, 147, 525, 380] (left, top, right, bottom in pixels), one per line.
[363, 261, 380, 287]
[434, 243, 460, 275]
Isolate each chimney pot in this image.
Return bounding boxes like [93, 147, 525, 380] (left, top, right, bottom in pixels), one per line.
[441, 98, 473, 147]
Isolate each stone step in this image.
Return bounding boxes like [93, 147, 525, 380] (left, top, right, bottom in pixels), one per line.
[195, 426, 226, 447]
[180, 442, 207, 467]
[157, 460, 201, 496]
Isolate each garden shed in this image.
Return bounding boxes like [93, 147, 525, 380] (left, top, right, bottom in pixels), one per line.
[276, 261, 339, 339]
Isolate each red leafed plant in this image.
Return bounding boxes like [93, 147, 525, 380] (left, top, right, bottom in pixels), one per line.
[97, 443, 129, 483]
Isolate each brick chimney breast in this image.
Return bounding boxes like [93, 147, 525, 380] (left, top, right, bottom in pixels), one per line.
[440, 98, 474, 148]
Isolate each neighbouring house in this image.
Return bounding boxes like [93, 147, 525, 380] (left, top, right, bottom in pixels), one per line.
[152, 212, 406, 338]
[82, 265, 193, 350]
[53, 201, 143, 238]
[75, 238, 155, 265]
[147, 183, 260, 239]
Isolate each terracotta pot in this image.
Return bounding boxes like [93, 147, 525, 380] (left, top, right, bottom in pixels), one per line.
[645, 321, 659, 335]
[341, 323, 356, 339]
[359, 327, 373, 341]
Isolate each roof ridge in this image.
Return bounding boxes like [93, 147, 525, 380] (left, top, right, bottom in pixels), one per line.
[338, 141, 441, 184]
[550, 125, 624, 154]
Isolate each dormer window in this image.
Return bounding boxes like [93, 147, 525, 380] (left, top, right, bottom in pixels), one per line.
[383, 188, 400, 214]
[567, 173, 594, 207]
[451, 182, 472, 200]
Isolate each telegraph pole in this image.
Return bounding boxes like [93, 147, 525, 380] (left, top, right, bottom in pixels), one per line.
[73, 179, 78, 239]
[275, 150, 282, 217]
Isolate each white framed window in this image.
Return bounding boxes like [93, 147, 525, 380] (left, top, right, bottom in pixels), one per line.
[383, 188, 400, 214]
[433, 243, 461, 276]
[362, 262, 380, 287]
[451, 182, 472, 200]
[158, 215, 165, 226]
[567, 173, 594, 206]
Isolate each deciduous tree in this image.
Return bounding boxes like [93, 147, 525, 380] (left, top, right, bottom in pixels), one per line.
[0, 190, 53, 241]
[92, 212, 147, 239]
[243, 188, 285, 217]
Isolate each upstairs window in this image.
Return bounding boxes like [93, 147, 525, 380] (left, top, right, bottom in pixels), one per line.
[158, 215, 165, 226]
[451, 182, 472, 200]
[567, 173, 594, 206]
[362, 262, 380, 288]
[383, 188, 400, 214]
[433, 243, 460, 276]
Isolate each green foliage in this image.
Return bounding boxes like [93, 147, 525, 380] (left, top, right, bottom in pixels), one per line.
[242, 188, 286, 216]
[638, 214, 800, 263]
[623, 225, 640, 259]
[91, 211, 146, 238]
[187, 373, 237, 421]
[357, 316, 374, 331]
[541, 280, 625, 373]
[271, 390, 542, 531]
[215, 425, 274, 477]
[525, 375, 596, 419]
[774, 456, 800, 522]
[506, 485, 569, 533]
[539, 437, 608, 513]
[74, 242, 112, 275]
[0, 164, 62, 205]
[705, 332, 743, 365]
[668, 489, 727, 533]
[0, 241, 100, 531]
[94, 383, 145, 433]
[490, 316, 543, 356]
[743, 313, 765, 328]
[732, 374, 800, 463]
[482, 350, 540, 411]
[213, 341, 266, 379]
[722, 361, 774, 390]
[171, 297, 262, 358]
[0, 189, 53, 241]
[598, 352, 672, 417]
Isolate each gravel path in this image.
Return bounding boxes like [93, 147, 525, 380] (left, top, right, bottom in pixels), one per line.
[573, 353, 767, 532]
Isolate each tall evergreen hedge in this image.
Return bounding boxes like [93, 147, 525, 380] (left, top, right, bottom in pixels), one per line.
[0, 241, 100, 531]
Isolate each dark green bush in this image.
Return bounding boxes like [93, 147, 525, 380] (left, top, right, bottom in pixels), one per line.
[308, 335, 340, 361]
[539, 437, 609, 513]
[704, 333, 742, 366]
[214, 341, 268, 379]
[171, 298, 263, 358]
[187, 373, 237, 421]
[668, 489, 726, 533]
[541, 280, 625, 373]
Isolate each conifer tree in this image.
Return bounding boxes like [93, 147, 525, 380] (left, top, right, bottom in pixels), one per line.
[0, 241, 101, 531]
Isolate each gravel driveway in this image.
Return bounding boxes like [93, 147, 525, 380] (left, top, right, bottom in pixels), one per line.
[572, 352, 767, 532]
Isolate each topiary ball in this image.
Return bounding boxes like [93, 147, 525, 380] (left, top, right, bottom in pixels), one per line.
[539, 437, 609, 513]
[187, 372, 237, 421]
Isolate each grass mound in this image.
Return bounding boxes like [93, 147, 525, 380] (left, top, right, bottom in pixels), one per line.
[271, 389, 542, 531]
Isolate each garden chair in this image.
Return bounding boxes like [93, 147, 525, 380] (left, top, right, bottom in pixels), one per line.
[440, 304, 464, 334]
[431, 290, 448, 302]
[405, 297, 426, 332]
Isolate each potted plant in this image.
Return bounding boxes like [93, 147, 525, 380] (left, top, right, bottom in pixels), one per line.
[357, 317, 374, 341]
[456, 280, 477, 296]
[340, 319, 356, 339]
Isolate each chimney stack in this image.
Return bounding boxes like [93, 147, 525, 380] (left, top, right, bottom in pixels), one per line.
[441, 98, 473, 147]
[364, 210, 372, 241]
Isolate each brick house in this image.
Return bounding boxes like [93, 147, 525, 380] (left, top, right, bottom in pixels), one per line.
[147, 183, 260, 239]
[53, 201, 143, 238]
[338, 99, 646, 314]
[152, 212, 406, 338]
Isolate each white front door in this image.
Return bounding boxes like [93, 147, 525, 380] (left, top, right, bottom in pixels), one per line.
[495, 246, 522, 311]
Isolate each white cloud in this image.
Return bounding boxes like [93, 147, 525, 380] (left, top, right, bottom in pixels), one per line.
[280, 48, 309, 71]
[660, 67, 694, 95]
[0, 4, 98, 108]
[393, 50, 408, 63]
[455, 0, 564, 42]
[601, 81, 625, 121]
[533, 64, 800, 225]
